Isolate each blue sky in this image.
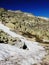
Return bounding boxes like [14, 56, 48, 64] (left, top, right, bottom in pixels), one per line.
[0, 0, 49, 17]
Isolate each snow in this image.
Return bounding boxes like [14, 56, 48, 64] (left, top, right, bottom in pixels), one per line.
[0, 23, 46, 65]
[37, 16, 49, 20]
[0, 23, 22, 38]
[0, 43, 46, 65]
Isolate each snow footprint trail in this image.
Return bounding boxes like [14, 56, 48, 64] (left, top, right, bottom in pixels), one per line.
[0, 23, 46, 65]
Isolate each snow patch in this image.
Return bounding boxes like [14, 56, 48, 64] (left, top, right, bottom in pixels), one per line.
[0, 43, 46, 65]
[37, 16, 49, 20]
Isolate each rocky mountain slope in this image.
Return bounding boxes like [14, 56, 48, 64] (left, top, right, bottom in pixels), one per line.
[0, 8, 49, 65]
[0, 8, 49, 43]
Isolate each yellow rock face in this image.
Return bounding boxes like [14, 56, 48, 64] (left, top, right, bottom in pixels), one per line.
[6, 23, 15, 30]
[0, 8, 49, 43]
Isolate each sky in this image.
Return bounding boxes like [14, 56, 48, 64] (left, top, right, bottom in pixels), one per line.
[0, 0, 49, 17]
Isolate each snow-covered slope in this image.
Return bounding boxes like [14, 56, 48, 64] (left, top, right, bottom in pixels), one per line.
[0, 23, 46, 65]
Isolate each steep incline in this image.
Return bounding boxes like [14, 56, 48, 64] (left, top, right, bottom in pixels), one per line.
[0, 8, 49, 64]
[0, 8, 49, 42]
